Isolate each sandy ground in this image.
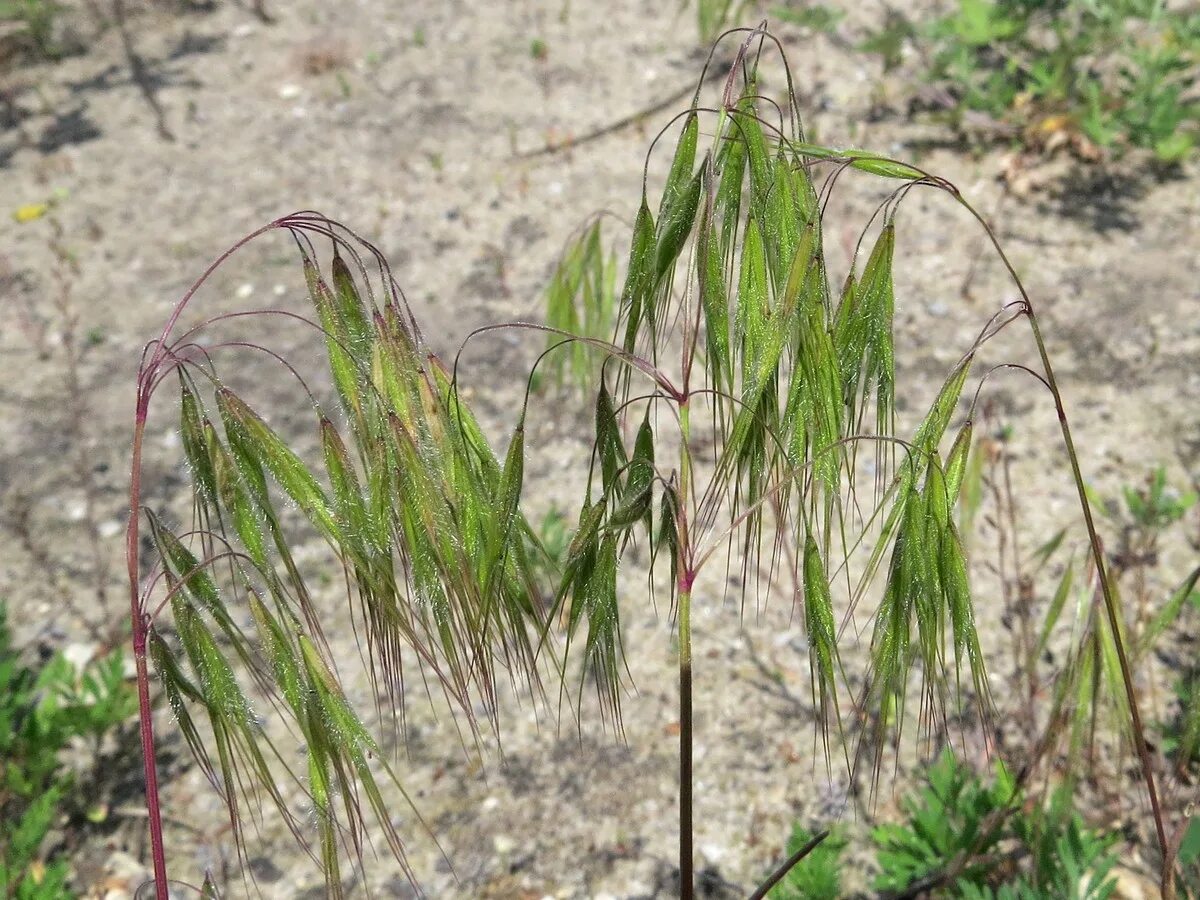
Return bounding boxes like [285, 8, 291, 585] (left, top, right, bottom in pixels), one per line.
[2, 1, 1199, 897]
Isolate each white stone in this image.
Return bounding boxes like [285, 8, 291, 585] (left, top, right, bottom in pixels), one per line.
[63, 642, 97, 671]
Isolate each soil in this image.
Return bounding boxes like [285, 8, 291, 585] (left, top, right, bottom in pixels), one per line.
[1, 2, 1197, 898]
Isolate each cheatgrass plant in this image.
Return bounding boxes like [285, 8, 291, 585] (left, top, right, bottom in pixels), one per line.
[125, 25, 1184, 899]
[960, 419, 1200, 780]
[1044, 470, 1200, 780]
[542, 217, 618, 390]
[952, 416, 1200, 894]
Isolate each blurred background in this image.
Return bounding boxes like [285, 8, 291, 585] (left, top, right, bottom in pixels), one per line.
[2, 1, 1198, 897]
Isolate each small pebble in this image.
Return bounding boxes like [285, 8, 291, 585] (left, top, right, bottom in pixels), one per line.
[63, 642, 97, 671]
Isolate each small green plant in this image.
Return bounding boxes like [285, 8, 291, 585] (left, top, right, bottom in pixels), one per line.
[0, 0, 63, 58]
[1161, 580, 1200, 772]
[1040, 469, 1200, 773]
[864, 0, 1200, 164]
[1100, 466, 1198, 538]
[962, 442, 1199, 821]
[0, 605, 137, 898]
[772, 3, 843, 35]
[765, 825, 845, 899]
[696, 0, 749, 42]
[873, 750, 1118, 898]
[873, 750, 1018, 894]
[1174, 817, 1200, 898]
[542, 218, 617, 389]
[1166, 661, 1200, 768]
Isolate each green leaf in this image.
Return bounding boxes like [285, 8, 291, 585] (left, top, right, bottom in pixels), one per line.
[208, 427, 268, 567]
[736, 217, 769, 384]
[736, 93, 774, 219]
[321, 419, 373, 552]
[1037, 561, 1075, 655]
[905, 358, 973, 485]
[330, 251, 374, 356]
[837, 223, 896, 446]
[942, 515, 986, 705]
[180, 377, 217, 505]
[655, 484, 680, 589]
[944, 421, 973, 506]
[305, 254, 368, 427]
[485, 416, 526, 591]
[714, 114, 747, 256]
[582, 533, 623, 720]
[1178, 817, 1200, 865]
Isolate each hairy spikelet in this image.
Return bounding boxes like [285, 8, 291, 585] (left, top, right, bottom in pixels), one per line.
[133, 29, 1029, 894]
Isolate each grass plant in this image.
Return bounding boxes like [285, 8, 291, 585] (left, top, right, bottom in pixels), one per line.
[122, 25, 1186, 899]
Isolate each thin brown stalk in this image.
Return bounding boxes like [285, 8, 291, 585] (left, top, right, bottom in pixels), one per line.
[954, 192, 1171, 891]
[746, 829, 830, 900]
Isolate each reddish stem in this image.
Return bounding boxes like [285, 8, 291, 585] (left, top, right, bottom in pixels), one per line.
[127, 409, 169, 900]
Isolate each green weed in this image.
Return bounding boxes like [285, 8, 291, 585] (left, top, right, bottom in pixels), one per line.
[772, 3, 843, 35]
[1175, 817, 1200, 898]
[765, 825, 845, 899]
[873, 750, 1118, 898]
[863, 0, 1200, 164]
[542, 219, 617, 390]
[0, 604, 137, 897]
[772, 749, 1125, 897]
[0, 0, 63, 58]
[696, 0, 749, 42]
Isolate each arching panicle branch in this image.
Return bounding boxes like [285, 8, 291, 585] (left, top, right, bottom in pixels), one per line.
[125, 24, 1172, 900]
